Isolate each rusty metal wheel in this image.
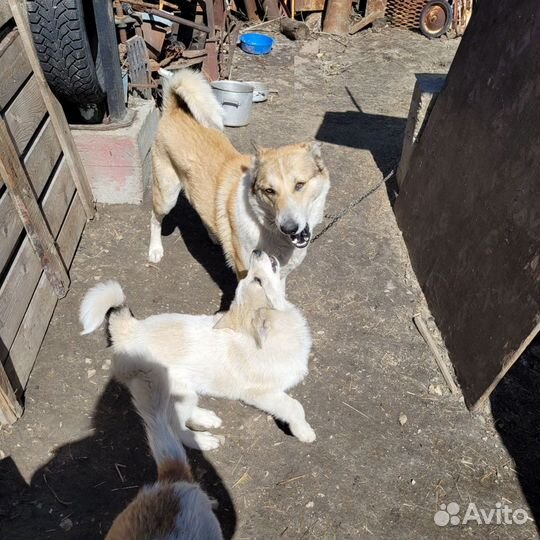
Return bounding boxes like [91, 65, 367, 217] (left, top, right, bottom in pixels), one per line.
[420, 0, 452, 39]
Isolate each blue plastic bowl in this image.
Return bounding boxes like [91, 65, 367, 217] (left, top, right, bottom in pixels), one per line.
[239, 33, 274, 55]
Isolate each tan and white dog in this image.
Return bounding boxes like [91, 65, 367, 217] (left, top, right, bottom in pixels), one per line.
[105, 364, 223, 540]
[149, 69, 330, 279]
[80, 250, 315, 452]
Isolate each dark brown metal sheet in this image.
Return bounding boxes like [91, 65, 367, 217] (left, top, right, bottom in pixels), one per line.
[394, 0, 540, 409]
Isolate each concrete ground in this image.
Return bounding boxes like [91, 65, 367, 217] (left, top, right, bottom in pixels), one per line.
[1, 25, 538, 540]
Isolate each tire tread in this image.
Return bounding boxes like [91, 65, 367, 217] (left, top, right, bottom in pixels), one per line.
[27, 0, 104, 104]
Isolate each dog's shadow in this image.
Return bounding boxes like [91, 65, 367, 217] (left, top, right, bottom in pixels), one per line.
[162, 193, 237, 311]
[0, 381, 237, 540]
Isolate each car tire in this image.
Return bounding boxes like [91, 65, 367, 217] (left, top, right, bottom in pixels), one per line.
[27, 0, 105, 105]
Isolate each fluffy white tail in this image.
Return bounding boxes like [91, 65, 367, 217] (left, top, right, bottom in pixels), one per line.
[79, 281, 125, 335]
[162, 69, 224, 131]
[81, 281, 190, 478]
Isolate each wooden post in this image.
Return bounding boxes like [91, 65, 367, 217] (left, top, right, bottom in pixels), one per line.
[202, 0, 219, 80]
[244, 0, 260, 22]
[323, 0, 351, 34]
[263, 0, 281, 19]
[213, 0, 225, 29]
[0, 119, 70, 298]
[92, 0, 128, 122]
[8, 0, 96, 220]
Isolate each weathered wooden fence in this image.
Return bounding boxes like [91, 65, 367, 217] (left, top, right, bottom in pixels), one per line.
[0, 0, 95, 424]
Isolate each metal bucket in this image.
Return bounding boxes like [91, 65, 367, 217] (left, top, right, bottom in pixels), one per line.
[244, 81, 269, 102]
[211, 81, 254, 127]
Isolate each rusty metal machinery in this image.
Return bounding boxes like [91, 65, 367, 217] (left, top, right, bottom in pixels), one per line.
[419, 0, 452, 38]
[386, 0, 426, 30]
[385, 0, 473, 38]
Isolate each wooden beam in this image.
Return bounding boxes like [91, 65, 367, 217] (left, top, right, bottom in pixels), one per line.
[0, 118, 69, 298]
[8, 0, 96, 219]
[0, 118, 62, 272]
[4, 75, 47, 154]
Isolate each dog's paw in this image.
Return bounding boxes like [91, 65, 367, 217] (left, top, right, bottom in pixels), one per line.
[179, 429, 222, 451]
[292, 423, 316, 443]
[188, 408, 223, 430]
[193, 431, 222, 451]
[148, 245, 164, 263]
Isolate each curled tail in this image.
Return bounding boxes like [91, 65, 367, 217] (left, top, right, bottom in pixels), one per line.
[162, 69, 224, 131]
[79, 281, 126, 335]
[80, 281, 191, 483]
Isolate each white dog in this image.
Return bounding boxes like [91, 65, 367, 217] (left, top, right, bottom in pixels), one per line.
[80, 250, 315, 451]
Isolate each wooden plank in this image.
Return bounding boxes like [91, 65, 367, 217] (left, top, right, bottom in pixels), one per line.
[0, 30, 32, 111]
[24, 116, 62, 192]
[4, 272, 57, 394]
[4, 75, 47, 154]
[0, 158, 74, 357]
[0, 3, 12, 28]
[0, 118, 62, 271]
[7, 194, 86, 390]
[349, 10, 384, 34]
[0, 361, 22, 425]
[0, 118, 69, 297]
[38, 161, 75, 234]
[0, 191, 22, 271]
[394, 0, 540, 409]
[9, 0, 96, 219]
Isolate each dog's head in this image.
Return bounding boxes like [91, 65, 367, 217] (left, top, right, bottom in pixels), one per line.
[214, 250, 286, 347]
[250, 142, 330, 248]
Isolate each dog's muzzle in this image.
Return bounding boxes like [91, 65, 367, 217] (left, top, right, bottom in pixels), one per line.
[289, 224, 311, 248]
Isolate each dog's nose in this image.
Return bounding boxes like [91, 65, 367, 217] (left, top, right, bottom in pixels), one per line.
[252, 249, 262, 258]
[279, 220, 298, 235]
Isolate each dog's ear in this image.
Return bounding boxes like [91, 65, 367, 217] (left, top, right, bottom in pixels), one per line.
[302, 141, 324, 171]
[249, 154, 261, 188]
[250, 308, 273, 348]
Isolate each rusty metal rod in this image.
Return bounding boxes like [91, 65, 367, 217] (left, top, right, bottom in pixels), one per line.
[146, 8, 211, 33]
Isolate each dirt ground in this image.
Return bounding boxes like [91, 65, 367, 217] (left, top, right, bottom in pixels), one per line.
[1, 25, 539, 540]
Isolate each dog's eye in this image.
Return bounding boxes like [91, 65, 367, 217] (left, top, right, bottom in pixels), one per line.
[295, 182, 305, 191]
[264, 187, 275, 196]
[253, 277, 262, 286]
